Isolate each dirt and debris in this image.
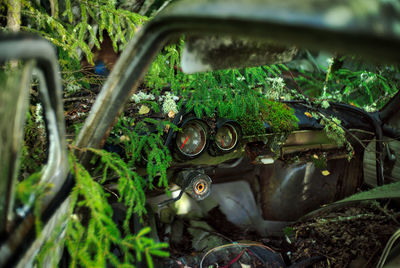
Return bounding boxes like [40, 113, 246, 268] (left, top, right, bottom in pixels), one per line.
[165, 202, 400, 268]
[290, 202, 400, 267]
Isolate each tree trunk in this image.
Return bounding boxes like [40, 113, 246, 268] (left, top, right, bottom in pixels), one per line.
[7, 0, 21, 32]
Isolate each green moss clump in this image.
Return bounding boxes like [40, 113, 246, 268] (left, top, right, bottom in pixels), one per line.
[260, 100, 299, 133]
[236, 100, 298, 136]
[237, 113, 266, 136]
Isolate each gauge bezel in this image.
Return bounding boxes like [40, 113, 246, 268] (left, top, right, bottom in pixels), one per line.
[213, 121, 242, 153]
[174, 118, 209, 159]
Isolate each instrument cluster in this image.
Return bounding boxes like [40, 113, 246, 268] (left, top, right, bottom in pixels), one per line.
[173, 117, 242, 159]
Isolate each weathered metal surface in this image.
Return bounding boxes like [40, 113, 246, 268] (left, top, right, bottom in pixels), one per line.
[182, 35, 297, 73]
[284, 130, 333, 146]
[366, 95, 400, 186]
[0, 37, 69, 267]
[259, 157, 362, 221]
[364, 141, 378, 186]
[385, 100, 400, 183]
[15, 198, 70, 268]
[0, 62, 32, 233]
[163, 0, 400, 62]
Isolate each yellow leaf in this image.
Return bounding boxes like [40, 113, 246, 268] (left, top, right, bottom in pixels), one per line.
[168, 110, 175, 118]
[239, 262, 251, 268]
[120, 135, 130, 142]
[139, 105, 150, 114]
[321, 170, 330, 176]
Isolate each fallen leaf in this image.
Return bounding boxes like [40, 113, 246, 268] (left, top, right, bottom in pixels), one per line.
[239, 262, 251, 268]
[139, 105, 150, 114]
[168, 110, 175, 118]
[120, 135, 130, 142]
[164, 124, 170, 133]
[321, 170, 330, 176]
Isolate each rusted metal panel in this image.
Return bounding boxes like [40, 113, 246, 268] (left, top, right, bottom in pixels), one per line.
[259, 157, 362, 221]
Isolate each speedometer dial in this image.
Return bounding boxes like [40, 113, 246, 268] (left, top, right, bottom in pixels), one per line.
[215, 123, 239, 151]
[176, 120, 208, 157]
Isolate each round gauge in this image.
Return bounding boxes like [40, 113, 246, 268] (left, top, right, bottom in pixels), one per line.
[190, 174, 212, 200]
[215, 123, 239, 151]
[176, 120, 208, 157]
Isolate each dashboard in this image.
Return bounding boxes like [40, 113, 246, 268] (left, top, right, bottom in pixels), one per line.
[166, 101, 378, 166]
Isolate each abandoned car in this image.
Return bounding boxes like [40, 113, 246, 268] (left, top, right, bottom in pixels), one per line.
[1, 0, 400, 267]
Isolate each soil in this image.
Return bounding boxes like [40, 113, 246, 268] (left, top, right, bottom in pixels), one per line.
[291, 202, 400, 267]
[167, 202, 400, 268]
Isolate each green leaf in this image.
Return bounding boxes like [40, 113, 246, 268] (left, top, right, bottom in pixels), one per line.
[136, 227, 151, 238]
[66, 0, 73, 23]
[145, 251, 154, 268]
[149, 249, 170, 257]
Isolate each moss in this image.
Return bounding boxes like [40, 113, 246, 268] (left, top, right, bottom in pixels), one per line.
[237, 113, 266, 136]
[260, 100, 299, 133]
[236, 100, 298, 136]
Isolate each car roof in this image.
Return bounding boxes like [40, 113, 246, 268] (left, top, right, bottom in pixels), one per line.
[155, 0, 400, 63]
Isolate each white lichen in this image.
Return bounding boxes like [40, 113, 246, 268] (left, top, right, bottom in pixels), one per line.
[162, 92, 178, 114]
[321, 100, 330, 109]
[130, 91, 155, 103]
[264, 77, 287, 100]
[320, 116, 346, 147]
[35, 103, 45, 129]
[65, 81, 81, 96]
[364, 103, 377, 112]
[359, 72, 377, 87]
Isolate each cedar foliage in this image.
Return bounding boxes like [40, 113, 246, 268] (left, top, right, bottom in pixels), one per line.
[36, 154, 169, 267]
[32, 116, 176, 266]
[17, 0, 148, 64]
[5, 1, 170, 266]
[145, 42, 299, 135]
[1, 0, 148, 94]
